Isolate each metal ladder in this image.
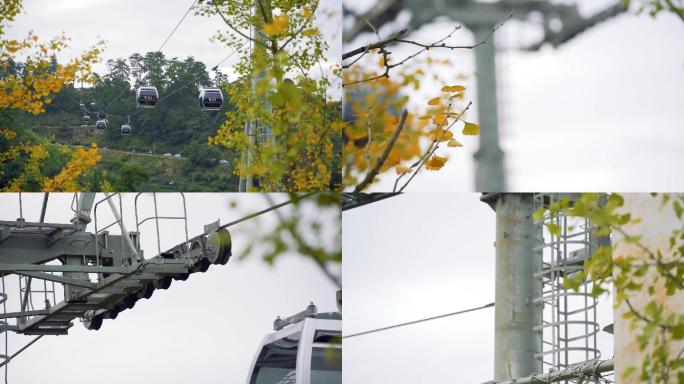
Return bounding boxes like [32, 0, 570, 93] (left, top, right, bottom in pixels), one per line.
[533, 194, 601, 383]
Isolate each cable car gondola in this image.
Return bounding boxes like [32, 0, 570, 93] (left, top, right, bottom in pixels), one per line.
[95, 119, 107, 130]
[136, 86, 159, 108]
[79, 103, 85, 109]
[90, 102, 96, 108]
[246, 303, 341, 384]
[83, 115, 90, 121]
[198, 87, 223, 111]
[121, 124, 131, 135]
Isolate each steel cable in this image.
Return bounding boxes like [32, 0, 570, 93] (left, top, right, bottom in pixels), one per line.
[343, 302, 495, 339]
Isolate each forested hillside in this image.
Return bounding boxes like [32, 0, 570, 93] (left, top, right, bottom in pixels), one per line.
[3, 49, 341, 191]
[5, 52, 239, 190]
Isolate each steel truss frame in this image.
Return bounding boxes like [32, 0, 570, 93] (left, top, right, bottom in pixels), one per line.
[0, 193, 232, 335]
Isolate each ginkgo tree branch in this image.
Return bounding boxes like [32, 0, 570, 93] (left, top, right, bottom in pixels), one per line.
[342, 29, 408, 61]
[363, 106, 374, 171]
[212, 2, 270, 49]
[262, 194, 341, 288]
[342, 9, 513, 87]
[664, 0, 684, 22]
[354, 109, 408, 192]
[613, 226, 684, 289]
[393, 101, 472, 192]
[279, 0, 320, 51]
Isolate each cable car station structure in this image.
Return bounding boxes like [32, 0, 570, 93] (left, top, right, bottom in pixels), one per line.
[0, 193, 232, 336]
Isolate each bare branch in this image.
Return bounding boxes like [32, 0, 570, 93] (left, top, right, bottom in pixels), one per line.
[354, 109, 408, 192]
[213, 3, 269, 49]
[342, 9, 514, 87]
[342, 29, 408, 60]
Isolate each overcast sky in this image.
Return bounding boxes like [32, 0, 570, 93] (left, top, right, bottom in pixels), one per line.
[343, 194, 614, 383]
[0, 193, 339, 384]
[6, 0, 341, 98]
[344, 0, 684, 192]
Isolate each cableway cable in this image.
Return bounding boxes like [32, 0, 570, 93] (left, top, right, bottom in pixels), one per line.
[157, 0, 198, 52]
[114, 41, 246, 122]
[342, 302, 495, 339]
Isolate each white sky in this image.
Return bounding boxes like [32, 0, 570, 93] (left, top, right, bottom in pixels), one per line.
[6, 0, 341, 98]
[343, 193, 614, 383]
[344, 0, 684, 192]
[0, 193, 339, 384]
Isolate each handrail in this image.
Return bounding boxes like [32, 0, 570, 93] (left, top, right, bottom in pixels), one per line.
[134, 193, 189, 259]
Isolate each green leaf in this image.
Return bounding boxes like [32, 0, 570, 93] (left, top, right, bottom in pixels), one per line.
[644, 301, 659, 319]
[590, 284, 606, 297]
[622, 366, 636, 379]
[461, 121, 480, 135]
[617, 213, 631, 225]
[607, 193, 624, 209]
[672, 323, 684, 339]
[546, 223, 561, 237]
[674, 200, 683, 219]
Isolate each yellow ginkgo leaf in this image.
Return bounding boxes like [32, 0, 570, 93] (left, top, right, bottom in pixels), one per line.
[447, 139, 463, 147]
[263, 14, 289, 37]
[429, 129, 453, 142]
[387, 116, 399, 125]
[441, 85, 465, 93]
[418, 115, 432, 120]
[427, 97, 441, 106]
[425, 155, 448, 171]
[302, 29, 317, 38]
[462, 121, 480, 135]
[395, 165, 411, 174]
[433, 114, 447, 125]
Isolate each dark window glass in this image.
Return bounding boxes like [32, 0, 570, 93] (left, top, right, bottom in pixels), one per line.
[313, 331, 341, 344]
[249, 332, 300, 384]
[311, 347, 341, 384]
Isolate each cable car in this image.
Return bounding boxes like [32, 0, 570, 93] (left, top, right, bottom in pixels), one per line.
[83, 115, 90, 121]
[198, 87, 223, 110]
[96, 119, 107, 130]
[90, 102, 96, 108]
[136, 86, 159, 108]
[121, 124, 132, 135]
[246, 303, 341, 384]
[79, 103, 85, 109]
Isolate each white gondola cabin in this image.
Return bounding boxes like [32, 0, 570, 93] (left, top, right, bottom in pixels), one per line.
[121, 124, 132, 135]
[198, 88, 223, 111]
[246, 304, 341, 384]
[95, 119, 107, 130]
[136, 86, 159, 108]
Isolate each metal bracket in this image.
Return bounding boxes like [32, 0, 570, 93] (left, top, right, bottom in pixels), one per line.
[15, 271, 95, 289]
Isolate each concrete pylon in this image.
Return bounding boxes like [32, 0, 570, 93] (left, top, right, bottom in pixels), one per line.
[473, 26, 505, 192]
[484, 193, 542, 380]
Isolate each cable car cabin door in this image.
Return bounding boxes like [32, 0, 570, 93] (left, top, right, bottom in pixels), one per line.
[300, 318, 342, 384]
[246, 318, 341, 384]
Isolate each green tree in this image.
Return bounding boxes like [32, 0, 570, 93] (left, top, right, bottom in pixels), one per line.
[0, 0, 103, 191]
[540, 194, 684, 383]
[625, 0, 684, 21]
[196, 0, 341, 191]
